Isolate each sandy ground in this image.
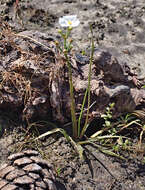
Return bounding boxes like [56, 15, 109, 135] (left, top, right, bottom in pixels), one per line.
[2, 0, 144, 80]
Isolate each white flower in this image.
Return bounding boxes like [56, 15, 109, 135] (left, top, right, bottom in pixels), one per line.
[59, 15, 80, 28]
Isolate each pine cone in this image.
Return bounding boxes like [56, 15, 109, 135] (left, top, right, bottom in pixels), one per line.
[0, 150, 57, 190]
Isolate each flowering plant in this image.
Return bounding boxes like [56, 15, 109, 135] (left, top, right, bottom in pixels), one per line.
[58, 15, 80, 138]
[36, 15, 123, 160]
[59, 15, 80, 28]
[58, 15, 94, 140]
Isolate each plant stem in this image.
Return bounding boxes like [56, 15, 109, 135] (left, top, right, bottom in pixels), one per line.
[63, 29, 78, 138]
[65, 52, 78, 138]
[80, 25, 95, 138]
[78, 87, 88, 137]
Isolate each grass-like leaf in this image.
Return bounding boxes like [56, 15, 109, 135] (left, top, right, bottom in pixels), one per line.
[35, 127, 84, 159]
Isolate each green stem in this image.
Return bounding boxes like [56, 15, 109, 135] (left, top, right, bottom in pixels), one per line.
[63, 28, 78, 138]
[64, 52, 78, 138]
[78, 87, 88, 137]
[80, 25, 95, 138]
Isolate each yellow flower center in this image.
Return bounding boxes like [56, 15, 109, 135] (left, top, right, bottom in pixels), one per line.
[68, 20, 72, 25]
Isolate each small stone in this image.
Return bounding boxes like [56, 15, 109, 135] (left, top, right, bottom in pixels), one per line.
[23, 163, 42, 173]
[36, 180, 47, 189]
[8, 153, 24, 161]
[14, 175, 34, 185]
[0, 166, 15, 178]
[6, 169, 25, 181]
[1, 184, 17, 190]
[14, 157, 33, 166]
[29, 172, 40, 180]
[0, 180, 8, 189]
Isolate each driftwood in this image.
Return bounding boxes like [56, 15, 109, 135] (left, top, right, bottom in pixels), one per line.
[0, 30, 144, 122]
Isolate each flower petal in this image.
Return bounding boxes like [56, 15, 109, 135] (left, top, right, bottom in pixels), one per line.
[59, 15, 80, 28]
[72, 19, 80, 27]
[62, 15, 77, 21]
[59, 17, 68, 27]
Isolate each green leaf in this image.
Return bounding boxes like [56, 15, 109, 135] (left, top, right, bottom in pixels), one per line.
[35, 128, 85, 160]
[100, 149, 125, 160]
[101, 114, 107, 118]
[105, 121, 111, 127]
[110, 102, 115, 108]
[35, 128, 61, 140]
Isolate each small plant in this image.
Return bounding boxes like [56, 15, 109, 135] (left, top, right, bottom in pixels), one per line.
[35, 16, 125, 160]
[58, 15, 79, 138]
[34, 16, 144, 160]
[101, 102, 115, 128]
[56, 167, 61, 177]
[57, 15, 94, 140]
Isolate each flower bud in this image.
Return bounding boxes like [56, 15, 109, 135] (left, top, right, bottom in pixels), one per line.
[55, 41, 59, 46]
[69, 39, 73, 43]
[68, 26, 72, 30]
[58, 29, 62, 34]
[63, 49, 67, 54]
